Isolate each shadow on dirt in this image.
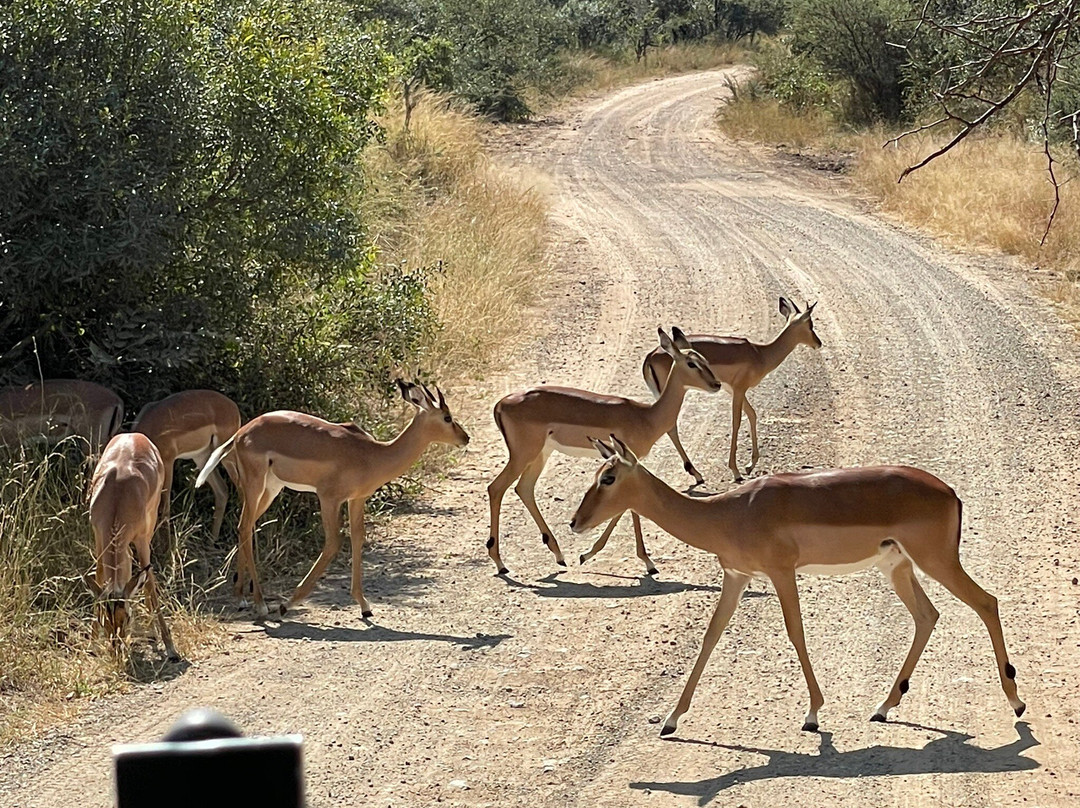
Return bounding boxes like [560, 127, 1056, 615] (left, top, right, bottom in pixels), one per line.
[502, 571, 765, 601]
[631, 722, 1039, 804]
[261, 620, 509, 651]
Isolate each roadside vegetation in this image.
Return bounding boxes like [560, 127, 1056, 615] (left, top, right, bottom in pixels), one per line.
[715, 2, 1080, 308]
[0, 0, 779, 740]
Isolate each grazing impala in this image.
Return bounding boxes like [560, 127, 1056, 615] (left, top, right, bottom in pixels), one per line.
[487, 328, 722, 575]
[642, 297, 821, 483]
[87, 432, 179, 661]
[570, 436, 1025, 735]
[196, 381, 469, 618]
[132, 390, 242, 542]
[0, 379, 123, 456]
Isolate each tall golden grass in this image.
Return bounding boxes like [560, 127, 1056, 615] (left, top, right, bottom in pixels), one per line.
[0, 445, 222, 743]
[363, 92, 549, 381]
[717, 96, 1080, 309]
[852, 132, 1080, 274]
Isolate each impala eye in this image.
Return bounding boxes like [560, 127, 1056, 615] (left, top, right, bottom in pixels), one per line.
[444, 415, 452, 423]
[688, 362, 698, 370]
[600, 474, 616, 486]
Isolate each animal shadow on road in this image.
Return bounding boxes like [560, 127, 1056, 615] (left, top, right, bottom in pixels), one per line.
[503, 571, 765, 601]
[631, 722, 1039, 805]
[262, 620, 509, 651]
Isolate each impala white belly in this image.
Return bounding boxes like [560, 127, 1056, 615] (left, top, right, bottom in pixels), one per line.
[543, 436, 652, 460]
[797, 556, 880, 576]
[266, 468, 318, 494]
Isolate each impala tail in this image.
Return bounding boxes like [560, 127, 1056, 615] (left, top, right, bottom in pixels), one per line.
[195, 434, 236, 488]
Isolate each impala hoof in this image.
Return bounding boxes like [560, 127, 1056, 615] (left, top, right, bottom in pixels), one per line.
[497, 567, 509, 576]
[362, 610, 374, 619]
[1014, 703, 1026, 718]
[167, 652, 182, 663]
[579, 554, 587, 565]
[869, 713, 886, 723]
[279, 603, 288, 618]
[557, 559, 567, 568]
[801, 721, 819, 733]
[646, 567, 659, 576]
[659, 725, 676, 737]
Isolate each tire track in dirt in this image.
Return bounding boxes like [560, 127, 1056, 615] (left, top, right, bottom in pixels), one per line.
[2, 69, 1078, 808]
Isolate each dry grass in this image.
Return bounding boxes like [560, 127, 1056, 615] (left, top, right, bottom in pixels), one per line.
[717, 97, 839, 150]
[0, 445, 224, 745]
[553, 42, 745, 102]
[362, 92, 549, 381]
[852, 132, 1080, 274]
[716, 94, 1080, 312]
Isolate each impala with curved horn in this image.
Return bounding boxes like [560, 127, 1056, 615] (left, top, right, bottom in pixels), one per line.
[641, 297, 821, 482]
[487, 328, 722, 575]
[132, 389, 242, 543]
[570, 436, 1025, 735]
[196, 381, 469, 618]
[87, 432, 179, 661]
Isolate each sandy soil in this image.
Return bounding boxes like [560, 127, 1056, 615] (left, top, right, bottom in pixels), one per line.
[2, 68, 1078, 807]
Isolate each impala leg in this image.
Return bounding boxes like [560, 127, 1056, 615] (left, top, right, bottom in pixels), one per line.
[918, 556, 1025, 717]
[631, 512, 658, 575]
[487, 456, 531, 574]
[578, 511, 623, 566]
[662, 570, 750, 737]
[157, 462, 175, 549]
[134, 543, 179, 661]
[346, 497, 372, 618]
[873, 556, 939, 721]
[667, 422, 705, 485]
[771, 570, 825, 731]
[743, 396, 759, 473]
[283, 495, 344, 614]
[202, 465, 230, 543]
[728, 392, 745, 481]
[235, 486, 274, 616]
[514, 453, 566, 567]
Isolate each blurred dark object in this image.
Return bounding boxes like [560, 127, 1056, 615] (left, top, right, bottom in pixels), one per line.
[113, 709, 304, 808]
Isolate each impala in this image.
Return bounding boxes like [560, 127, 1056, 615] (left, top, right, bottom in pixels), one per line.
[196, 381, 469, 618]
[0, 378, 123, 456]
[87, 432, 180, 661]
[570, 436, 1025, 734]
[487, 328, 722, 575]
[132, 389, 242, 542]
[642, 297, 821, 483]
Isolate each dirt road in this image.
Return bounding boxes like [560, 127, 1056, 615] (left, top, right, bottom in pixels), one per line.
[3, 68, 1078, 807]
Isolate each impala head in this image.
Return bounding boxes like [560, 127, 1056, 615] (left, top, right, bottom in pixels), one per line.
[86, 566, 149, 648]
[779, 297, 822, 350]
[570, 435, 642, 534]
[661, 327, 723, 393]
[396, 379, 470, 447]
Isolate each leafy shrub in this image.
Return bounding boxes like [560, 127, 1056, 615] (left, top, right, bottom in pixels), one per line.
[0, 0, 393, 412]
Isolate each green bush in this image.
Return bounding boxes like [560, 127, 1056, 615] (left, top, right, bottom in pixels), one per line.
[0, 0, 397, 414]
[787, 0, 912, 122]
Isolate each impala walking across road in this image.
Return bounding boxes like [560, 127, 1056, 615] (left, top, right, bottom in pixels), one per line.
[487, 328, 722, 575]
[570, 436, 1025, 735]
[642, 297, 822, 482]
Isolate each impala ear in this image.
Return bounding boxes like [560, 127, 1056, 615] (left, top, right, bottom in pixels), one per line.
[123, 565, 150, 599]
[657, 327, 678, 358]
[435, 385, 447, 411]
[778, 297, 795, 319]
[608, 434, 639, 466]
[83, 568, 103, 598]
[590, 436, 617, 459]
[420, 382, 440, 409]
[398, 380, 429, 409]
[807, 300, 817, 314]
[670, 326, 692, 351]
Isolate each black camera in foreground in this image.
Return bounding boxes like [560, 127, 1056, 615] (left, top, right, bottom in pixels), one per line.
[113, 709, 304, 808]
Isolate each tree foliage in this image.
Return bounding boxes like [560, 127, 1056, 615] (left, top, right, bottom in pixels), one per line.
[0, 0, 429, 415]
